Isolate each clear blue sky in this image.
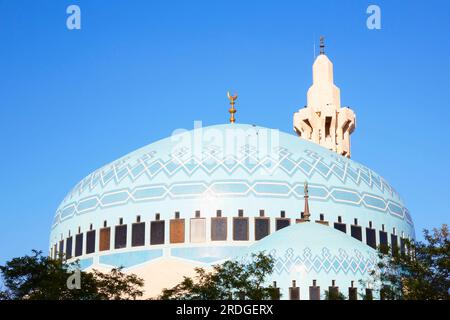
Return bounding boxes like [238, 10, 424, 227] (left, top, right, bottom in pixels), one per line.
[0, 0, 449, 266]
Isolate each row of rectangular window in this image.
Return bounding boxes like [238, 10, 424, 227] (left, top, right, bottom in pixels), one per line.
[334, 222, 407, 255]
[51, 212, 408, 259]
[53, 215, 279, 259]
[286, 280, 373, 300]
[263, 280, 375, 300]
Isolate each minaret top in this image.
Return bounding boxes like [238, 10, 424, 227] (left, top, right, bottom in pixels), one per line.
[309, 47, 340, 111]
[293, 38, 356, 158]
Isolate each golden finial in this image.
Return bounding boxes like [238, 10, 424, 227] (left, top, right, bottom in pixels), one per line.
[320, 36, 325, 55]
[227, 91, 238, 123]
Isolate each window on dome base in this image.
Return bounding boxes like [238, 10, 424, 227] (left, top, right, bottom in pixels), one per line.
[255, 210, 270, 240]
[379, 230, 388, 254]
[151, 214, 165, 245]
[170, 212, 185, 244]
[271, 281, 281, 300]
[351, 223, 362, 241]
[190, 211, 206, 243]
[309, 280, 320, 300]
[329, 280, 340, 298]
[86, 229, 96, 254]
[365, 288, 374, 300]
[349, 281, 357, 300]
[334, 217, 347, 233]
[115, 224, 127, 249]
[400, 237, 406, 255]
[366, 227, 376, 249]
[316, 213, 329, 226]
[59, 240, 64, 260]
[233, 210, 249, 241]
[289, 280, 300, 300]
[276, 211, 290, 231]
[99, 227, 111, 251]
[132, 221, 145, 247]
[75, 233, 83, 257]
[391, 233, 399, 256]
[211, 210, 227, 241]
[66, 236, 73, 259]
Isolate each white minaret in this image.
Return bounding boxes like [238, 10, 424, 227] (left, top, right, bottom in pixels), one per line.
[293, 37, 356, 158]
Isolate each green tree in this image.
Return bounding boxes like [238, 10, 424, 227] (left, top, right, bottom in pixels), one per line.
[370, 224, 449, 300]
[159, 251, 277, 300]
[0, 250, 144, 300]
[323, 290, 346, 300]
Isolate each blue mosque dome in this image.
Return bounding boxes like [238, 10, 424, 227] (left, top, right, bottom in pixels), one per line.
[49, 123, 414, 297]
[236, 222, 378, 299]
[49, 48, 415, 299]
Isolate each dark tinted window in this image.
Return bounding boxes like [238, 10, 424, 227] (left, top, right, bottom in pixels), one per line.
[276, 218, 290, 231]
[391, 234, 398, 255]
[366, 228, 376, 249]
[255, 218, 270, 240]
[351, 225, 362, 241]
[150, 220, 165, 245]
[115, 225, 127, 249]
[66, 236, 73, 259]
[379, 231, 388, 253]
[86, 230, 96, 254]
[59, 240, 64, 259]
[349, 287, 357, 300]
[334, 222, 347, 233]
[309, 286, 320, 300]
[400, 238, 406, 255]
[75, 233, 83, 257]
[132, 222, 145, 247]
[233, 217, 248, 241]
[289, 287, 300, 300]
[211, 217, 227, 241]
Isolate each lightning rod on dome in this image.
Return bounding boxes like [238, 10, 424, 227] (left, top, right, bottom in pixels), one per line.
[319, 35, 325, 55]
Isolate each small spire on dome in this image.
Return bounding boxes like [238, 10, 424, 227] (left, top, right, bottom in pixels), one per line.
[227, 91, 238, 123]
[319, 36, 325, 55]
[303, 181, 311, 222]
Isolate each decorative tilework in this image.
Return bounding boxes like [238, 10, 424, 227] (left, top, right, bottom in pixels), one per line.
[52, 126, 413, 239]
[54, 180, 411, 226]
[61, 146, 400, 204]
[265, 247, 376, 276]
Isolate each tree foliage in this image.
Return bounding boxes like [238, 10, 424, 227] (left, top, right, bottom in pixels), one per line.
[0, 250, 144, 300]
[371, 224, 449, 300]
[323, 289, 346, 300]
[159, 251, 277, 300]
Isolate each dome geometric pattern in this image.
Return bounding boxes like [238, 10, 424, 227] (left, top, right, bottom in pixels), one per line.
[271, 247, 377, 275]
[54, 179, 411, 227]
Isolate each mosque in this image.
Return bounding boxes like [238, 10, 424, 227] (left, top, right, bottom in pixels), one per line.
[49, 39, 415, 300]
